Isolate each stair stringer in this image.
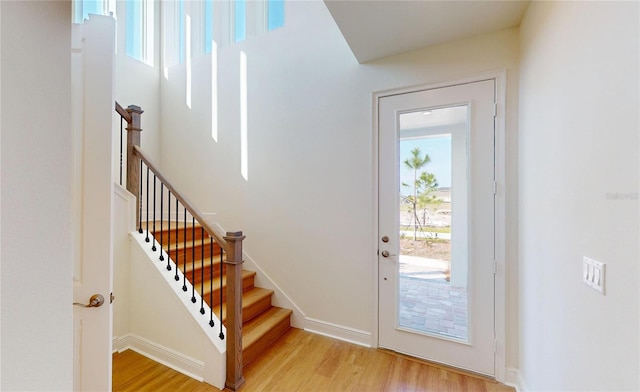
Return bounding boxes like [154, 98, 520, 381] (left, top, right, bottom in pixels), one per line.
[208, 222, 305, 329]
[209, 222, 373, 347]
[128, 232, 226, 390]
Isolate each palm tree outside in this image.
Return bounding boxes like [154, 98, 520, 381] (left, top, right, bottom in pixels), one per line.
[402, 147, 440, 240]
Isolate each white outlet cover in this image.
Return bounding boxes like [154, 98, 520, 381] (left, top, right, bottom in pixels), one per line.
[583, 257, 605, 295]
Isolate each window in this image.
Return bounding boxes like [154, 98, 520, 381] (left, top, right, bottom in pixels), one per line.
[125, 0, 154, 65]
[178, 0, 185, 63]
[125, 1, 142, 59]
[234, 0, 246, 43]
[267, 0, 284, 31]
[73, 0, 111, 24]
[204, 0, 213, 54]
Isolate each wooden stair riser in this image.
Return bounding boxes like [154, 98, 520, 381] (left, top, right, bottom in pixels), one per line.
[199, 272, 256, 305]
[240, 291, 274, 323]
[180, 261, 224, 285]
[242, 311, 292, 366]
[168, 242, 222, 263]
[212, 289, 274, 325]
[152, 227, 210, 247]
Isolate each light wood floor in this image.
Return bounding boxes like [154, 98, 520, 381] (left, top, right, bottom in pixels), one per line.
[113, 328, 515, 392]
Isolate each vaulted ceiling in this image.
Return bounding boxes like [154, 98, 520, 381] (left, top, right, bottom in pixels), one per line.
[324, 0, 530, 63]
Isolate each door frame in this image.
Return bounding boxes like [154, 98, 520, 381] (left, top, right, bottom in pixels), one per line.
[371, 70, 507, 382]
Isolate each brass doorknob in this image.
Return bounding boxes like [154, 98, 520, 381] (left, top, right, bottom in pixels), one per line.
[381, 250, 390, 257]
[73, 294, 105, 308]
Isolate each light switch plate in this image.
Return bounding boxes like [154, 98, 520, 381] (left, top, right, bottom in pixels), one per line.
[583, 257, 605, 295]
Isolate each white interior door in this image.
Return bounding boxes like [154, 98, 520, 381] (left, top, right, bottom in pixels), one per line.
[378, 80, 496, 375]
[72, 16, 116, 391]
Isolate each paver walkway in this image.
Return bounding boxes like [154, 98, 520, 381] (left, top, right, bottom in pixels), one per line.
[398, 256, 468, 340]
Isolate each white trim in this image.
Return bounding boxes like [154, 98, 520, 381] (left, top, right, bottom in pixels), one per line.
[242, 249, 307, 328]
[210, 222, 306, 329]
[493, 70, 508, 384]
[114, 183, 136, 232]
[112, 334, 205, 382]
[371, 86, 381, 351]
[304, 318, 372, 348]
[112, 335, 128, 353]
[505, 367, 529, 392]
[504, 367, 519, 390]
[374, 71, 504, 99]
[371, 70, 508, 381]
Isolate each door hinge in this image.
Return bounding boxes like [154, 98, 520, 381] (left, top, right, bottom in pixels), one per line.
[494, 338, 498, 353]
[493, 260, 498, 274]
[493, 102, 498, 117]
[493, 181, 498, 195]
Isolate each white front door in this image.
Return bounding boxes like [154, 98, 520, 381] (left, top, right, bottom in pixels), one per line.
[72, 16, 116, 391]
[378, 80, 496, 375]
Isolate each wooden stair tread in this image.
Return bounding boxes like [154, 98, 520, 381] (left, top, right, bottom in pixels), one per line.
[218, 287, 274, 323]
[241, 287, 273, 306]
[240, 287, 272, 303]
[243, 307, 292, 348]
[242, 307, 292, 365]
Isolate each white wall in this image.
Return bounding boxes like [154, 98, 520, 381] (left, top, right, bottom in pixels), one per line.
[158, 0, 520, 368]
[518, 2, 639, 390]
[114, 0, 161, 164]
[0, 1, 73, 390]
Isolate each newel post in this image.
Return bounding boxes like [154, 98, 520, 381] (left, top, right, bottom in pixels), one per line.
[125, 105, 143, 223]
[223, 231, 246, 391]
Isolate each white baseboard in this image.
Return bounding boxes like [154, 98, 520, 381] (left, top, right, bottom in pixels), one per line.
[112, 334, 205, 382]
[304, 317, 372, 347]
[505, 367, 528, 392]
[113, 334, 128, 353]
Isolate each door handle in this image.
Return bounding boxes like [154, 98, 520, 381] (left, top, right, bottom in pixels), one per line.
[73, 294, 105, 308]
[381, 250, 390, 257]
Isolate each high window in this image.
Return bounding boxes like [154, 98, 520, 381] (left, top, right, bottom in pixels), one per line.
[234, 0, 247, 43]
[267, 0, 284, 31]
[204, 0, 214, 54]
[73, 0, 113, 23]
[178, 0, 185, 63]
[125, 0, 154, 65]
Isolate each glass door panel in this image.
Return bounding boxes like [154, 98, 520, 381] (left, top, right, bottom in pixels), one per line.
[397, 106, 468, 342]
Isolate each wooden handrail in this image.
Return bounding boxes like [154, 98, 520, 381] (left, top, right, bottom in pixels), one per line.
[132, 145, 229, 250]
[115, 101, 132, 124]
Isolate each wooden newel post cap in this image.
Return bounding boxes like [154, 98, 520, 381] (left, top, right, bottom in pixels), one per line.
[223, 231, 245, 265]
[126, 105, 144, 114]
[126, 105, 144, 132]
[224, 231, 245, 240]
